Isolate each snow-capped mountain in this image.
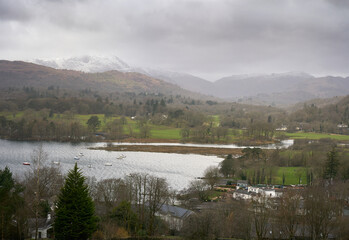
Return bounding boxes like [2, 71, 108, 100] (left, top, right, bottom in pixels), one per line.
[31, 55, 215, 95]
[32, 55, 133, 73]
[29, 55, 349, 106]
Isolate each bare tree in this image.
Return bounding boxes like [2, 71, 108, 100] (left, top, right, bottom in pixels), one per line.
[203, 166, 220, 190]
[95, 178, 126, 215]
[24, 145, 63, 240]
[187, 180, 210, 202]
[251, 195, 273, 240]
[303, 183, 343, 240]
[124, 173, 169, 236]
[31, 145, 47, 240]
[181, 210, 221, 240]
[139, 124, 151, 138]
[277, 189, 302, 240]
[230, 200, 252, 239]
[146, 176, 169, 235]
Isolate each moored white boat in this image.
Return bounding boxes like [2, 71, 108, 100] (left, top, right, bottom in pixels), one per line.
[117, 154, 126, 159]
[23, 162, 30, 165]
[105, 162, 112, 166]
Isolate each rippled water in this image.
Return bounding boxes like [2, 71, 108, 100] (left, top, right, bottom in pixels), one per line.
[0, 140, 224, 190]
[0, 139, 293, 190]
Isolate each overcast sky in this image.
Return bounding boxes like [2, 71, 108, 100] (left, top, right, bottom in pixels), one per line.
[1, 0, 349, 80]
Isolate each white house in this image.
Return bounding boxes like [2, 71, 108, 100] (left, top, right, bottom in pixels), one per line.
[262, 188, 277, 198]
[233, 189, 256, 200]
[28, 214, 53, 239]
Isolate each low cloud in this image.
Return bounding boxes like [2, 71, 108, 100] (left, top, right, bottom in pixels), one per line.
[0, 0, 348, 80]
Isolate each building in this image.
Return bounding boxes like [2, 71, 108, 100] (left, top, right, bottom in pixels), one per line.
[156, 204, 194, 231]
[237, 180, 248, 189]
[28, 214, 53, 239]
[233, 189, 256, 200]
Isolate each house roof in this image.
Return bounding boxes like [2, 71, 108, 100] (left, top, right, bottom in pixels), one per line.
[158, 204, 193, 219]
[28, 218, 53, 230]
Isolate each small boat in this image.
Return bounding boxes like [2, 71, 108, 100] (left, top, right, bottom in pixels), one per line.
[23, 162, 30, 166]
[79, 152, 84, 157]
[117, 154, 126, 160]
[74, 156, 80, 160]
[87, 164, 92, 168]
[105, 162, 112, 166]
[53, 161, 60, 165]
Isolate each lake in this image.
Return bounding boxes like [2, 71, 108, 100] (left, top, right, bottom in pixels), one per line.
[0, 139, 293, 190]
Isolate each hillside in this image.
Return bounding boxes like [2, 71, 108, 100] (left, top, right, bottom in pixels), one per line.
[0, 60, 210, 99]
[30, 56, 349, 106]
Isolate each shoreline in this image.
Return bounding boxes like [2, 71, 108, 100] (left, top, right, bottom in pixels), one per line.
[104, 137, 277, 146]
[92, 144, 243, 157]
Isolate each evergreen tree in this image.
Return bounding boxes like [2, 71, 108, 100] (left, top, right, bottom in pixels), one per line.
[54, 163, 97, 240]
[219, 154, 235, 177]
[0, 167, 24, 239]
[323, 148, 339, 182]
[86, 116, 101, 132]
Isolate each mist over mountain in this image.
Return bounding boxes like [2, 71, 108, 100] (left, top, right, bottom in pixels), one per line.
[30, 56, 217, 96]
[32, 55, 132, 73]
[29, 56, 349, 106]
[0, 60, 209, 99]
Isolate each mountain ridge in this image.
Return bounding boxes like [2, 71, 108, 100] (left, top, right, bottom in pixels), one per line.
[0, 60, 212, 99]
[27, 56, 349, 105]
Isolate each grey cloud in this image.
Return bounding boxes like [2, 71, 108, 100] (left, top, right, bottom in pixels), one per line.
[0, 0, 32, 21]
[0, 0, 349, 80]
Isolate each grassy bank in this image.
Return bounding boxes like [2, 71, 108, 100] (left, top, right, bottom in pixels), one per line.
[285, 132, 349, 141]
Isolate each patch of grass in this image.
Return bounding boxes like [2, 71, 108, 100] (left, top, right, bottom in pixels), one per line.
[208, 190, 225, 200]
[1, 111, 25, 120]
[150, 127, 181, 140]
[209, 115, 220, 127]
[274, 167, 307, 185]
[285, 132, 349, 141]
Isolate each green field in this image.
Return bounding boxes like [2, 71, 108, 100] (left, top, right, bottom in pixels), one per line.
[274, 167, 307, 185]
[150, 126, 181, 139]
[285, 132, 349, 141]
[244, 166, 307, 185]
[209, 115, 220, 127]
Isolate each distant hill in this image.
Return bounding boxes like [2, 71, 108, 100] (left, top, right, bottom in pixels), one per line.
[31, 56, 216, 96]
[137, 68, 216, 96]
[163, 72, 349, 106]
[288, 96, 345, 113]
[0, 60, 209, 98]
[32, 55, 132, 73]
[29, 56, 349, 106]
[148, 71, 349, 106]
[214, 72, 314, 98]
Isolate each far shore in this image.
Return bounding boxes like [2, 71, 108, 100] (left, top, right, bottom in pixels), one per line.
[102, 137, 277, 146]
[92, 144, 243, 157]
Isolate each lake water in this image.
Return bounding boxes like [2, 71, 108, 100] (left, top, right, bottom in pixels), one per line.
[0, 139, 293, 190]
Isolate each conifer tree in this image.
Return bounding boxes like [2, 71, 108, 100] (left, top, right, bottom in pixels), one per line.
[219, 154, 235, 177]
[323, 148, 339, 182]
[54, 163, 97, 240]
[0, 167, 24, 239]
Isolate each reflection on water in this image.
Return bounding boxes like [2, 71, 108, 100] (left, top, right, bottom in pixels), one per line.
[0, 139, 293, 190]
[0, 140, 221, 190]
